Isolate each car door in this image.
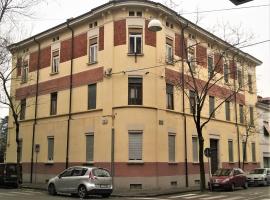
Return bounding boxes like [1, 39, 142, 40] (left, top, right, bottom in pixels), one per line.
[68, 167, 88, 193]
[267, 169, 270, 183]
[233, 169, 241, 187]
[238, 169, 246, 186]
[55, 168, 74, 193]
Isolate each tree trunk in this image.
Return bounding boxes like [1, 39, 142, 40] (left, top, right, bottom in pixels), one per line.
[242, 137, 248, 171]
[197, 127, 206, 191]
[15, 120, 21, 187]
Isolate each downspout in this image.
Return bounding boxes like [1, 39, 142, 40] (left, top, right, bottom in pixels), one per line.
[30, 37, 41, 183]
[66, 20, 74, 169]
[180, 22, 189, 187]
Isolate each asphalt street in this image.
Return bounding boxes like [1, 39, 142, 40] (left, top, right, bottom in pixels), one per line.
[0, 186, 269, 200]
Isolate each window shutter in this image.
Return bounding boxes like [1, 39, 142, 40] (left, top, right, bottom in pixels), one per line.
[129, 28, 142, 34]
[166, 38, 173, 46]
[192, 137, 198, 162]
[52, 50, 59, 57]
[86, 134, 94, 162]
[168, 134, 175, 162]
[129, 132, 142, 160]
[89, 37, 97, 45]
[48, 137, 54, 161]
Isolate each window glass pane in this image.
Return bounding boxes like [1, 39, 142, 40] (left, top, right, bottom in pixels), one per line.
[129, 132, 142, 160]
[86, 134, 94, 162]
[208, 57, 213, 78]
[225, 101, 230, 121]
[249, 106, 254, 125]
[228, 140, 234, 162]
[224, 64, 229, 82]
[242, 142, 247, 162]
[239, 104, 244, 123]
[209, 96, 215, 118]
[192, 137, 198, 162]
[190, 90, 196, 114]
[252, 143, 256, 162]
[88, 84, 97, 109]
[128, 77, 142, 105]
[129, 36, 135, 54]
[48, 137, 54, 161]
[50, 93, 57, 115]
[20, 99, 26, 120]
[248, 74, 252, 92]
[136, 36, 142, 54]
[166, 84, 174, 110]
[168, 134, 175, 162]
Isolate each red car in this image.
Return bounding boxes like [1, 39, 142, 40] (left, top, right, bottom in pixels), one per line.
[209, 168, 248, 191]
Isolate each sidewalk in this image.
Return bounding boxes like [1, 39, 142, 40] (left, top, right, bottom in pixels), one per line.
[21, 182, 200, 197]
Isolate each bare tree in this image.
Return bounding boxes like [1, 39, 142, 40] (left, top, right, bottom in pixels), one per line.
[0, 0, 45, 186]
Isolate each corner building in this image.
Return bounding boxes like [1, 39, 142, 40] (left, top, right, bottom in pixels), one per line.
[6, 0, 262, 191]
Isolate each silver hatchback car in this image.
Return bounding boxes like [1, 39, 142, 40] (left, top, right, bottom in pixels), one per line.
[47, 166, 113, 198]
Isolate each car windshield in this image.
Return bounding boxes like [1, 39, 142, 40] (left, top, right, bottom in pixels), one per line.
[213, 169, 232, 176]
[250, 169, 265, 174]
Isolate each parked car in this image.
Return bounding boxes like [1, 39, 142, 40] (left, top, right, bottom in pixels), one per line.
[247, 168, 270, 186]
[209, 168, 248, 191]
[0, 163, 22, 187]
[47, 166, 113, 198]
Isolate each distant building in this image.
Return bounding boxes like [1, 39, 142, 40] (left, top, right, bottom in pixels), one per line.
[6, 0, 261, 191]
[256, 96, 270, 168]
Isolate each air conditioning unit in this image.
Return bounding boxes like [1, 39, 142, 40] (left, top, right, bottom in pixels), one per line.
[104, 68, 112, 77]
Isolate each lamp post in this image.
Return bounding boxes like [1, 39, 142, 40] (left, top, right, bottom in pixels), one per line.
[148, 18, 189, 187]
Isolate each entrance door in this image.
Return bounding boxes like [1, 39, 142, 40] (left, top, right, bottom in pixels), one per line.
[210, 139, 219, 174]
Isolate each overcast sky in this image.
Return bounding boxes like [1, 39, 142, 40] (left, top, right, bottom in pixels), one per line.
[1, 0, 269, 117]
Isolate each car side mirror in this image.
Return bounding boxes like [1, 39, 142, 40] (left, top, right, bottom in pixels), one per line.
[58, 175, 62, 179]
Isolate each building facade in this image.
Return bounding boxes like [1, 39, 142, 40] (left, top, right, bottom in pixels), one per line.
[6, 0, 262, 191]
[256, 97, 270, 168]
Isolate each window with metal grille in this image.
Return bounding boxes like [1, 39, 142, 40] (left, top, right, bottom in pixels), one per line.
[208, 56, 214, 78]
[166, 38, 173, 63]
[52, 50, 59, 73]
[86, 134, 94, 162]
[47, 137, 54, 161]
[128, 77, 142, 105]
[21, 60, 28, 83]
[89, 37, 98, 64]
[128, 28, 142, 54]
[50, 92, 57, 115]
[228, 140, 234, 162]
[20, 99, 26, 120]
[166, 84, 174, 110]
[168, 134, 176, 162]
[192, 137, 198, 162]
[224, 63, 229, 83]
[88, 84, 97, 110]
[129, 132, 142, 161]
[209, 96, 215, 118]
[225, 101, 230, 121]
[251, 142, 256, 162]
[189, 90, 196, 114]
[239, 104, 244, 123]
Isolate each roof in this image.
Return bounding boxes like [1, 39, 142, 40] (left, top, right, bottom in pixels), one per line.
[8, 0, 262, 65]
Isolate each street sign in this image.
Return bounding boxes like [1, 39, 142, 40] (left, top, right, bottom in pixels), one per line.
[204, 148, 211, 157]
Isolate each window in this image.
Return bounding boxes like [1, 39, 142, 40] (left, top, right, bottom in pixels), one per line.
[251, 142, 256, 162]
[192, 137, 199, 162]
[52, 50, 59, 73]
[208, 56, 214, 78]
[72, 168, 87, 177]
[88, 84, 97, 110]
[61, 168, 73, 177]
[129, 11, 135, 16]
[128, 11, 142, 17]
[86, 134, 94, 162]
[239, 104, 244, 123]
[20, 99, 26, 120]
[89, 37, 98, 64]
[242, 142, 247, 162]
[188, 47, 196, 73]
[238, 69, 242, 88]
[21, 60, 29, 83]
[249, 106, 254, 126]
[228, 140, 234, 162]
[128, 77, 142, 105]
[166, 38, 173, 63]
[225, 101, 230, 121]
[209, 96, 215, 118]
[224, 64, 229, 83]
[50, 92, 57, 115]
[129, 28, 142, 54]
[47, 137, 54, 161]
[248, 74, 253, 93]
[168, 134, 176, 162]
[189, 90, 196, 114]
[136, 11, 142, 17]
[166, 84, 174, 110]
[129, 132, 142, 161]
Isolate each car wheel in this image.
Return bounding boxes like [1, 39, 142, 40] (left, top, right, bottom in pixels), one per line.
[230, 183, 235, 191]
[48, 184, 56, 196]
[243, 182, 248, 189]
[78, 185, 87, 199]
[101, 193, 111, 198]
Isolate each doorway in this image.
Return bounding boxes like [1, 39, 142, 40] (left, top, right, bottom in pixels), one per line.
[210, 139, 219, 174]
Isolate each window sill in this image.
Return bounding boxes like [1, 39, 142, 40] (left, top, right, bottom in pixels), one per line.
[168, 162, 178, 165]
[127, 53, 144, 56]
[192, 162, 200, 165]
[45, 161, 54, 165]
[50, 72, 59, 76]
[127, 160, 144, 165]
[166, 61, 174, 65]
[87, 61, 98, 66]
[83, 161, 94, 166]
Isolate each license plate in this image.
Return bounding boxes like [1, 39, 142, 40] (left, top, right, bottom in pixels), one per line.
[100, 184, 109, 188]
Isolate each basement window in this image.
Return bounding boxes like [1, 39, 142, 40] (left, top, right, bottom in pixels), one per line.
[130, 184, 142, 190]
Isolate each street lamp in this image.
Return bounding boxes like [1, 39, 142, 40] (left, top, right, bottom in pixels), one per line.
[229, 0, 253, 5]
[148, 19, 162, 32]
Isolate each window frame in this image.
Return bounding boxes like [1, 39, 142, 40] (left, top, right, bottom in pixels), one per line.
[208, 56, 214, 78]
[228, 140, 234, 162]
[51, 49, 60, 74]
[128, 29, 143, 55]
[21, 60, 29, 83]
[188, 47, 196, 73]
[50, 92, 58, 115]
[192, 136, 199, 163]
[47, 136, 54, 162]
[88, 83, 97, 110]
[89, 37, 98, 64]
[20, 99, 26, 120]
[85, 133, 94, 163]
[225, 101, 230, 121]
[168, 133, 176, 162]
[224, 63, 229, 83]
[128, 131, 143, 161]
[248, 74, 253, 93]
[128, 77, 143, 105]
[239, 104, 244, 124]
[251, 142, 256, 162]
[166, 83, 174, 110]
[189, 90, 196, 114]
[209, 96, 215, 118]
[165, 38, 173, 64]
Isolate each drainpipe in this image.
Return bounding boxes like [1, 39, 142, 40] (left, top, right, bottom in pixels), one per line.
[30, 37, 41, 183]
[180, 22, 189, 187]
[66, 19, 74, 169]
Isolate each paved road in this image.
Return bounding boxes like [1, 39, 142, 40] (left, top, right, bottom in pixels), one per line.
[0, 186, 269, 200]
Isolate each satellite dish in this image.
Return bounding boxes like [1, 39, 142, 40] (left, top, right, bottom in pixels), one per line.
[148, 19, 162, 32]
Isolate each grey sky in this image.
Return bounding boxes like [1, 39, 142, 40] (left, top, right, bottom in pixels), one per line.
[1, 0, 269, 117]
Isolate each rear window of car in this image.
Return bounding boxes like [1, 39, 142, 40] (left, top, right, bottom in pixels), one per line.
[213, 169, 232, 176]
[92, 168, 110, 177]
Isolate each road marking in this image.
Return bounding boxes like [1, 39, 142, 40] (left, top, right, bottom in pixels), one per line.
[169, 194, 196, 198]
[201, 195, 227, 200]
[220, 197, 244, 200]
[184, 194, 211, 199]
[10, 191, 33, 195]
[23, 190, 44, 194]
